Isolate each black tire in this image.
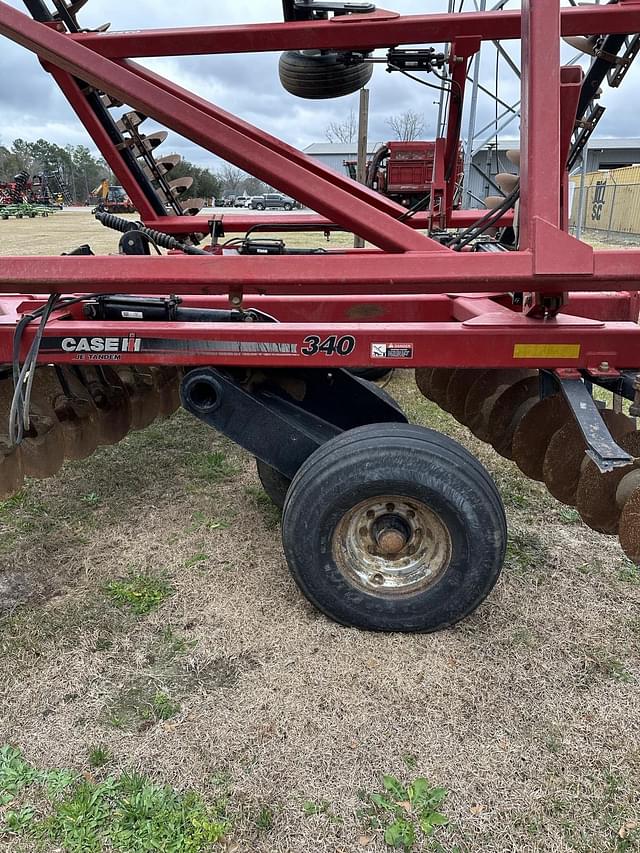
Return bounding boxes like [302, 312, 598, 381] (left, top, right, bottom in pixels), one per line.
[283, 203, 293, 211]
[279, 50, 373, 100]
[281, 423, 506, 632]
[255, 203, 265, 210]
[348, 367, 393, 382]
[256, 458, 290, 511]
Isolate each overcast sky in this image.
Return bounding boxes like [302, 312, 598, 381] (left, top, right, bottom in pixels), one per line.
[0, 0, 637, 173]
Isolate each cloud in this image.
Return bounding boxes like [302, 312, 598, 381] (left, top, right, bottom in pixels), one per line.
[0, 0, 637, 174]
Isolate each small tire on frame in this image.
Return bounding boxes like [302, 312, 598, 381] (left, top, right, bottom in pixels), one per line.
[256, 458, 291, 511]
[348, 367, 394, 382]
[281, 423, 507, 632]
[279, 50, 373, 99]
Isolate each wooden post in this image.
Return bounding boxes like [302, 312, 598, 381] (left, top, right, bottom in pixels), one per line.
[354, 87, 370, 249]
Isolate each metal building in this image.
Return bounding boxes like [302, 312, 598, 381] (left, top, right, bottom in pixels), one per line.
[303, 143, 378, 176]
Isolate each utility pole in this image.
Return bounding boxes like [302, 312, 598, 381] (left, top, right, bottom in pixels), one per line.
[463, 0, 487, 206]
[354, 87, 370, 249]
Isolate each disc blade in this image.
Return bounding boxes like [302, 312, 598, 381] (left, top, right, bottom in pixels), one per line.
[484, 196, 504, 209]
[53, 368, 101, 462]
[145, 131, 169, 150]
[576, 431, 640, 534]
[415, 368, 436, 401]
[506, 149, 520, 168]
[155, 154, 182, 174]
[115, 367, 161, 432]
[168, 176, 194, 196]
[619, 489, 640, 564]
[0, 437, 23, 500]
[428, 369, 457, 410]
[486, 375, 540, 460]
[116, 111, 146, 133]
[181, 197, 206, 216]
[512, 394, 571, 482]
[464, 369, 534, 443]
[77, 367, 133, 446]
[445, 369, 488, 424]
[563, 35, 597, 56]
[496, 173, 519, 195]
[543, 410, 635, 506]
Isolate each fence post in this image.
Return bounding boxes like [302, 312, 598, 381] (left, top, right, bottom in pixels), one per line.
[575, 147, 589, 240]
[606, 177, 617, 241]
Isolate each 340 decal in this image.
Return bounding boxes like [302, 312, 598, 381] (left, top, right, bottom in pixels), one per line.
[301, 335, 356, 357]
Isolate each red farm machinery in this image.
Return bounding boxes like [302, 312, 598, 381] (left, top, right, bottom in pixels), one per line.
[348, 141, 465, 209]
[0, 0, 639, 632]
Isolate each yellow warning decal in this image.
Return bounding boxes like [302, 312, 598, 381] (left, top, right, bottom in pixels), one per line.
[513, 344, 581, 360]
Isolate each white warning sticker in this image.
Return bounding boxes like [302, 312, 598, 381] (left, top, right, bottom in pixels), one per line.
[371, 343, 414, 360]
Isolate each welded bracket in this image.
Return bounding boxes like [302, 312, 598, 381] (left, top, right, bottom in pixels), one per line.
[181, 367, 406, 479]
[556, 375, 634, 473]
[283, 0, 375, 20]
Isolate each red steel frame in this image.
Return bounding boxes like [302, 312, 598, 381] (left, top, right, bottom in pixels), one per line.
[0, 0, 639, 372]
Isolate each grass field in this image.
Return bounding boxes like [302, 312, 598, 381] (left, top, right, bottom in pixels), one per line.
[0, 211, 638, 852]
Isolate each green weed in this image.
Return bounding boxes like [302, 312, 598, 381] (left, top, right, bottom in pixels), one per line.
[361, 775, 449, 851]
[88, 745, 112, 770]
[147, 692, 180, 721]
[0, 749, 229, 852]
[104, 572, 173, 615]
[618, 560, 640, 585]
[189, 511, 231, 532]
[256, 806, 274, 831]
[188, 450, 239, 483]
[244, 485, 281, 530]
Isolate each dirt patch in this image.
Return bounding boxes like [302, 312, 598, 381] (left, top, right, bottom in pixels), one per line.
[0, 372, 638, 853]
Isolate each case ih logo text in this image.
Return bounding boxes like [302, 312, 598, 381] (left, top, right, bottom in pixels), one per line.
[61, 334, 142, 353]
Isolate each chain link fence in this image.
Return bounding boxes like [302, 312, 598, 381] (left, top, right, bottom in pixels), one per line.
[570, 176, 640, 244]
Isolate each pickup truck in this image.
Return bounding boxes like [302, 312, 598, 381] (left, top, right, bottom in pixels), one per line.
[249, 193, 296, 210]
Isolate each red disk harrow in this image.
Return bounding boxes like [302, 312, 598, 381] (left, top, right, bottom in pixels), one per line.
[0, 0, 639, 631]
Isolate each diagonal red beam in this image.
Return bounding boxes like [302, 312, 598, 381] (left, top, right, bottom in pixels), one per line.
[0, 2, 437, 253]
[73, 6, 640, 59]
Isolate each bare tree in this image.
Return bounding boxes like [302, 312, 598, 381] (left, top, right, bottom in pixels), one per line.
[386, 110, 426, 142]
[325, 107, 358, 144]
[218, 164, 245, 195]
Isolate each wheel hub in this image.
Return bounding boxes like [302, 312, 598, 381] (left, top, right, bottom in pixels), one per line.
[332, 495, 452, 596]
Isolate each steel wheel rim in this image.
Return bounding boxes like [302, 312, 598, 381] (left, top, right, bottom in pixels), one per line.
[332, 495, 452, 597]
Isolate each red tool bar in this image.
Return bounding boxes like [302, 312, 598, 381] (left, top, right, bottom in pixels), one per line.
[0, 1, 437, 254]
[5, 292, 635, 325]
[1, 251, 639, 296]
[146, 209, 515, 236]
[2, 316, 638, 371]
[73, 6, 640, 59]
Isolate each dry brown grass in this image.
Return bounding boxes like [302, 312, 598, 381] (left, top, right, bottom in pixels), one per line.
[0, 213, 638, 852]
